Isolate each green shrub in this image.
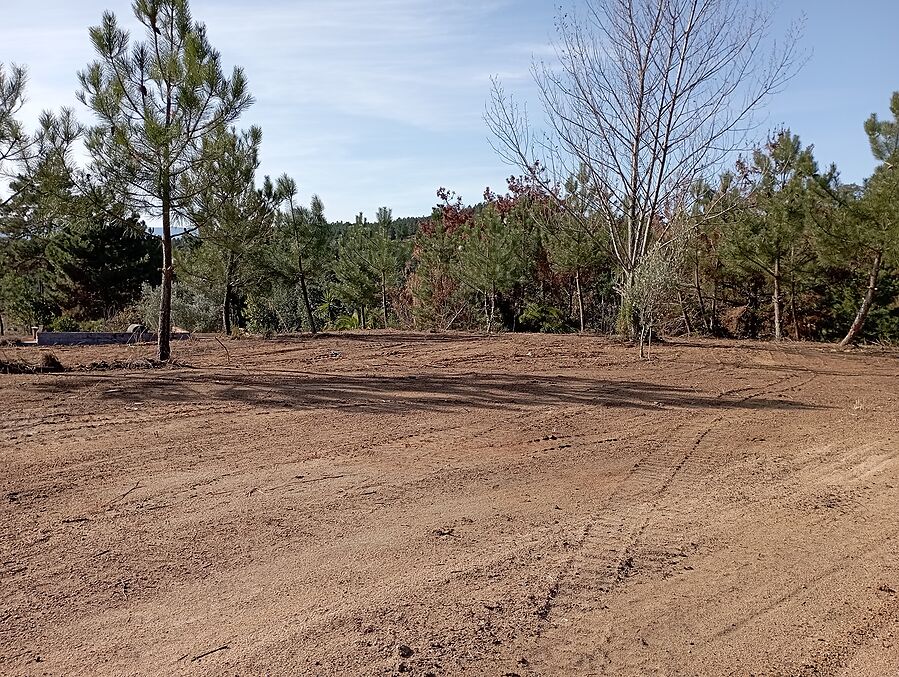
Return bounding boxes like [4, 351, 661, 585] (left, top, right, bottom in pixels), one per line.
[518, 302, 569, 333]
[47, 316, 80, 332]
[137, 282, 221, 333]
[334, 313, 360, 330]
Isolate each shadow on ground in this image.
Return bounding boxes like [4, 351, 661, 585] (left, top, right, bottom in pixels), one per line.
[32, 369, 821, 414]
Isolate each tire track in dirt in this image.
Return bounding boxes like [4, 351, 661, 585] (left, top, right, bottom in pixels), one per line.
[9, 337, 889, 676]
[1, 401, 241, 439]
[527, 370, 818, 673]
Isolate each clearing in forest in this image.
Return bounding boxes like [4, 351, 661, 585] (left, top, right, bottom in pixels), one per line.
[1, 332, 897, 675]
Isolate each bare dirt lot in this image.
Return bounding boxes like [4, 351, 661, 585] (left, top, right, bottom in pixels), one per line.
[1, 332, 898, 676]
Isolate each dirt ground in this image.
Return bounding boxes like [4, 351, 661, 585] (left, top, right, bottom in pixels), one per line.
[1, 332, 898, 676]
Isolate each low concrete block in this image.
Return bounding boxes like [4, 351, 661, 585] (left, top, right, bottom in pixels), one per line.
[34, 331, 190, 346]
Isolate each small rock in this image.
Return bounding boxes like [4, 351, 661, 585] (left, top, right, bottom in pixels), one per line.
[397, 644, 414, 658]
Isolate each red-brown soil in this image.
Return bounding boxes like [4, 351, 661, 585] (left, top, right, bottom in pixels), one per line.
[1, 332, 898, 676]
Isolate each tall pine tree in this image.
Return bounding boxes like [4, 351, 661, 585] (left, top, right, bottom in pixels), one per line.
[78, 0, 253, 359]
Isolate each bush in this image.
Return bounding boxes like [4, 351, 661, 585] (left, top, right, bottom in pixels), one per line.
[137, 282, 221, 333]
[518, 302, 569, 333]
[79, 319, 104, 332]
[333, 313, 360, 330]
[47, 316, 80, 332]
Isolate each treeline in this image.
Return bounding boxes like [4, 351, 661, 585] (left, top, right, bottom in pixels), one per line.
[4, 126, 898, 345]
[1, 0, 897, 352]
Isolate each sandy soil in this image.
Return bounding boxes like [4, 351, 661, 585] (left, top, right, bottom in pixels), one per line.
[1, 332, 898, 676]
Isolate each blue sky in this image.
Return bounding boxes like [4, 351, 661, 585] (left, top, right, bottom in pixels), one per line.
[3, 0, 898, 221]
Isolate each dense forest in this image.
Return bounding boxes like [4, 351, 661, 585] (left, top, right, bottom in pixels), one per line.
[1, 0, 897, 358]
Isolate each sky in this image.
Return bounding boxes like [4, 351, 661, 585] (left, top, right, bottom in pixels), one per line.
[3, 0, 899, 222]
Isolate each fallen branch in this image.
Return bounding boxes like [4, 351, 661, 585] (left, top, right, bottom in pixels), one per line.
[191, 645, 229, 662]
[298, 474, 346, 484]
[268, 474, 348, 492]
[108, 481, 141, 506]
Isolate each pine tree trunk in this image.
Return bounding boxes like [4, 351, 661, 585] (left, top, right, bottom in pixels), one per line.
[157, 178, 173, 362]
[789, 247, 801, 341]
[222, 285, 232, 336]
[790, 281, 801, 341]
[711, 263, 720, 335]
[296, 255, 317, 335]
[360, 305, 366, 329]
[222, 251, 235, 336]
[694, 256, 708, 332]
[839, 249, 883, 347]
[489, 287, 496, 334]
[381, 272, 389, 329]
[772, 257, 782, 342]
[575, 267, 585, 333]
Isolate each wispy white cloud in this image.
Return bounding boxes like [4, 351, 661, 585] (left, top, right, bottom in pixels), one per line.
[4, 0, 553, 219]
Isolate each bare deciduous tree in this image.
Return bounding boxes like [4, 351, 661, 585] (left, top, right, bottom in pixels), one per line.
[487, 0, 802, 336]
[625, 228, 689, 357]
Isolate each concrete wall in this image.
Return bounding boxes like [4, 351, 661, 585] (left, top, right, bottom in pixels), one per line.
[34, 331, 190, 346]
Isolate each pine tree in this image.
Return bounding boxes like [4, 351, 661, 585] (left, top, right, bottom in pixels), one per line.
[333, 215, 379, 328]
[0, 63, 29, 183]
[185, 126, 279, 334]
[829, 92, 899, 345]
[544, 171, 605, 332]
[77, 0, 253, 360]
[46, 210, 160, 320]
[368, 207, 409, 328]
[272, 176, 329, 334]
[411, 211, 462, 330]
[0, 134, 79, 327]
[455, 203, 523, 333]
[724, 131, 818, 341]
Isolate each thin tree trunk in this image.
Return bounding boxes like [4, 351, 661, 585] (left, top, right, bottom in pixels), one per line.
[222, 251, 234, 336]
[617, 269, 637, 340]
[296, 255, 317, 334]
[360, 305, 366, 329]
[790, 280, 801, 341]
[789, 246, 801, 341]
[575, 267, 585, 333]
[840, 249, 883, 347]
[772, 256, 782, 342]
[711, 262, 720, 335]
[489, 287, 496, 334]
[381, 272, 389, 329]
[678, 290, 693, 336]
[0, 313, 4, 336]
[157, 178, 173, 362]
[222, 285, 232, 336]
[694, 255, 708, 332]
